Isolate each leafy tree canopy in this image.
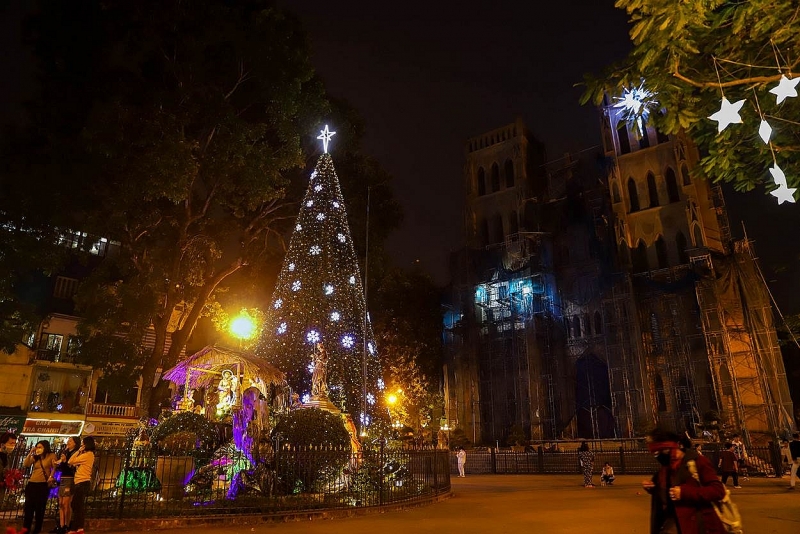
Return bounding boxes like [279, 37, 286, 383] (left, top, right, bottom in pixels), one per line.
[581, 0, 800, 196]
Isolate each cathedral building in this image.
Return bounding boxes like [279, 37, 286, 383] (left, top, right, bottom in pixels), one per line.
[443, 111, 794, 446]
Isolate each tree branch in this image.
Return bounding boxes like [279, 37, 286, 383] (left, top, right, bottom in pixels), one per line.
[672, 57, 800, 89]
[224, 60, 251, 101]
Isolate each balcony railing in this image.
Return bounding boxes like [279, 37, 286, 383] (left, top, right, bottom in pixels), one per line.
[35, 349, 76, 363]
[86, 402, 140, 419]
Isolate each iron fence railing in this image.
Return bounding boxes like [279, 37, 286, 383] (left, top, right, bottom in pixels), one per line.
[0, 444, 450, 521]
[450, 444, 783, 477]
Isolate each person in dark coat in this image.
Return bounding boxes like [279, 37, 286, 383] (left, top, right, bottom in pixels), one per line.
[643, 429, 726, 534]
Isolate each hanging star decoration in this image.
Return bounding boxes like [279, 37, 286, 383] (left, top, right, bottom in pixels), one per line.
[317, 124, 336, 153]
[758, 120, 772, 144]
[613, 81, 658, 134]
[708, 97, 746, 133]
[768, 74, 800, 105]
[768, 163, 797, 204]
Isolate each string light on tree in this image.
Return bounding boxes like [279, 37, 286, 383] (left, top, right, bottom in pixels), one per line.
[255, 125, 382, 431]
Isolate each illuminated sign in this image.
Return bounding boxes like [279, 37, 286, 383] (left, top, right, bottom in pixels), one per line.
[21, 419, 85, 436]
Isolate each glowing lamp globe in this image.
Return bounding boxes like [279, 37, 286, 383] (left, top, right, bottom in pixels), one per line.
[386, 393, 398, 405]
[230, 314, 257, 340]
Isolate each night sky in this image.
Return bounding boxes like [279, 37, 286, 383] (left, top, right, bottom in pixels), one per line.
[2, 1, 799, 314]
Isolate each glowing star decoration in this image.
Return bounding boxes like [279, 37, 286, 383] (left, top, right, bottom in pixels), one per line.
[273, 298, 283, 309]
[277, 322, 287, 334]
[769, 75, 800, 104]
[349, 276, 356, 285]
[316, 213, 326, 221]
[768, 163, 797, 204]
[324, 284, 334, 295]
[314, 184, 322, 192]
[330, 311, 340, 321]
[613, 82, 658, 132]
[759, 120, 772, 144]
[317, 124, 336, 153]
[306, 330, 320, 344]
[341, 334, 355, 348]
[366, 393, 375, 405]
[291, 280, 301, 292]
[337, 233, 346, 243]
[708, 97, 745, 133]
[288, 263, 295, 272]
[309, 245, 321, 255]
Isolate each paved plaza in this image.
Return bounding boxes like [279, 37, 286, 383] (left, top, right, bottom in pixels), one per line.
[154, 474, 800, 534]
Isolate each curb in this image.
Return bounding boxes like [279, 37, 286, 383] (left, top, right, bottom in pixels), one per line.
[85, 491, 453, 531]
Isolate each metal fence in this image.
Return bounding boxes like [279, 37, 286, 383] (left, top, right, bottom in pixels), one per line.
[450, 444, 784, 477]
[0, 444, 450, 521]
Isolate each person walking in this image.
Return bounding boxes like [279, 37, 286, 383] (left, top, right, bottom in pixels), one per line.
[52, 436, 81, 534]
[718, 442, 741, 489]
[789, 432, 800, 490]
[456, 447, 466, 478]
[67, 436, 96, 534]
[780, 439, 792, 477]
[0, 432, 18, 502]
[578, 441, 595, 488]
[731, 434, 748, 481]
[643, 429, 726, 534]
[22, 440, 57, 534]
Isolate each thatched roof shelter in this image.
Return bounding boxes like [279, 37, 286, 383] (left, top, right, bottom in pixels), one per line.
[162, 344, 285, 399]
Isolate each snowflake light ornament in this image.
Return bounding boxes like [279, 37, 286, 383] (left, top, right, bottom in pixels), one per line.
[291, 280, 301, 292]
[277, 322, 287, 334]
[377, 378, 385, 391]
[314, 184, 322, 192]
[332, 201, 340, 209]
[288, 263, 295, 272]
[302, 393, 310, 404]
[273, 298, 283, 309]
[349, 276, 356, 285]
[337, 233, 346, 243]
[295, 224, 302, 232]
[368, 342, 376, 355]
[708, 97, 745, 133]
[341, 334, 355, 348]
[613, 82, 658, 134]
[310, 170, 317, 181]
[324, 284, 334, 295]
[310, 245, 321, 255]
[306, 330, 320, 344]
[367, 393, 375, 405]
[316, 213, 326, 221]
[330, 311, 340, 321]
[306, 200, 313, 207]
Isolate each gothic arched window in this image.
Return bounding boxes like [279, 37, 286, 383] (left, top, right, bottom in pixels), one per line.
[666, 168, 680, 203]
[647, 172, 659, 207]
[491, 163, 500, 192]
[477, 167, 486, 196]
[505, 159, 515, 187]
[627, 178, 640, 212]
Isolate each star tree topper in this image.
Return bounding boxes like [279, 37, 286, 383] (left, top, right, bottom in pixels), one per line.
[708, 97, 745, 133]
[317, 124, 336, 153]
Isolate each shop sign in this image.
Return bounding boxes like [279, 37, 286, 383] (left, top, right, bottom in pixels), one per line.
[0, 415, 26, 434]
[85, 421, 138, 437]
[21, 419, 84, 436]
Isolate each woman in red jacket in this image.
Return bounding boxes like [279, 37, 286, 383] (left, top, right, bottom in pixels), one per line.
[642, 430, 726, 534]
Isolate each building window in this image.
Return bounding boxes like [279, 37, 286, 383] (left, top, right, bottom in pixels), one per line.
[564, 317, 572, 338]
[53, 276, 79, 299]
[594, 311, 603, 335]
[38, 333, 64, 361]
[666, 168, 680, 203]
[618, 125, 631, 154]
[584, 314, 592, 336]
[647, 172, 659, 207]
[627, 178, 640, 212]
[633, 240, 648, 272]
[693, 224, 705, 247]
[491, 163, 500, 192]
[675, 232, 689, 264]
[655, 236, 668, 268]
[477, 167, 486, 196]
[638, 127, 651, 149]
[504, 159, 515, 187]
[572, 315, 582, 338]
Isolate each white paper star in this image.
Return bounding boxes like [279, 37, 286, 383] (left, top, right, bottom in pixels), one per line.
[769, 75, 800, 105]
[758, 120, 772, 144]
[708, 97, 745, 133]
[769, 163, 797, 204]
[317, 124, 336, 153]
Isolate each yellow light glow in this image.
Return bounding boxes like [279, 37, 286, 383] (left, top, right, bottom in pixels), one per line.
[230, 312, 257, 340]
[386, 393, 398, 405]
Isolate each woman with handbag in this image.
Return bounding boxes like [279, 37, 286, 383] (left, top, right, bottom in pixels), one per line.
[22, 440, 57, 534]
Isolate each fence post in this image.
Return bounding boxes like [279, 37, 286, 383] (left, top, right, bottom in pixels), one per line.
[537, 446, 544, 473]
[490, 447, 497, 474]
[619, 446, 626, 475]
[118, 444, 132, 519]
[379, 439, 385, 506]
[433, 447, 438, 491]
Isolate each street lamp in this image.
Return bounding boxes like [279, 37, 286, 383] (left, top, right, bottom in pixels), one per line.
[229, 310, 257, 348]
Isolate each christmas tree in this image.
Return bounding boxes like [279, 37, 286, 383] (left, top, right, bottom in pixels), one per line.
[255, 126, 383, 431]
